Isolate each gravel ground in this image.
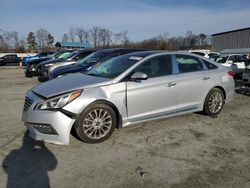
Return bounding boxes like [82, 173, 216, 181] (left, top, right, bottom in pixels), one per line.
[0, 66, 250, 188]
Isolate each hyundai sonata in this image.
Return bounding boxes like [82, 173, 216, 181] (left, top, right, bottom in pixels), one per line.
[22, 51, 235, 145]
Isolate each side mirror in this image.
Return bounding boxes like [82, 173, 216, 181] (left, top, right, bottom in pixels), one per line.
[227, 60, 233, 64]
[130, 72, 148, 81]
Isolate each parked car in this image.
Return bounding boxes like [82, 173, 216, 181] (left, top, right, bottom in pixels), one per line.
[37, 49, 95, 82]
[22, 51, 235, 145]
[0, 54, 19, 65]
[216, 54, 247, 78]
[25, 50, 73, 77]
[49, 48, 145, 79]
[190, 51, 220, 61]
[22, 52, 55, 66]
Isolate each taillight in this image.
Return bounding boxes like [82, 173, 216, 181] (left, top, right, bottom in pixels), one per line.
[228, 70, 235, 77]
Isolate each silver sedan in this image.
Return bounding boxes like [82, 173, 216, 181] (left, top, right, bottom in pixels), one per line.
[22, 51, 235, 145]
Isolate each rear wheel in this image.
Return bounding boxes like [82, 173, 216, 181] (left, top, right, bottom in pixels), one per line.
[75, 103, 117, 143]
[203, 88, 224, 117]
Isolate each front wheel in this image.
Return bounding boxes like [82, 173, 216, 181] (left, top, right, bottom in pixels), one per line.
[203, 88, 224, 117]
[74, 103, 117, 143]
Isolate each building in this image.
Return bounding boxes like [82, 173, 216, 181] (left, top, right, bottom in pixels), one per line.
[55, 41, 93, 49]
[211, 27, 250, 54]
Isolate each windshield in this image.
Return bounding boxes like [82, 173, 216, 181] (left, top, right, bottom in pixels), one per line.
[57, 51, 72, 59]
[76, 51, 106, 67]
[48, 51, 61, 58]
[86, 54, 144, 78]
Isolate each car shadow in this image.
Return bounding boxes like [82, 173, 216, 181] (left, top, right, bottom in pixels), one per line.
[2, 131, 57, 188]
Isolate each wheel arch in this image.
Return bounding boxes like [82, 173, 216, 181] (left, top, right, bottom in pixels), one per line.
[74, 99, 122, 129]
[214, 86, 226, 100]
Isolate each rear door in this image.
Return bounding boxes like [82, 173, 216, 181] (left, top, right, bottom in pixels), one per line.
[126, 55, 178, 122]
[174, 54, 212, 112]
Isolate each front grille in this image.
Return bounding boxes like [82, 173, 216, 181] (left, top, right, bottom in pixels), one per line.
[23, 97, 32, 111]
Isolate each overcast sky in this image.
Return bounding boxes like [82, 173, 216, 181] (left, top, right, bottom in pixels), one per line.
[0, 0, 250, 42]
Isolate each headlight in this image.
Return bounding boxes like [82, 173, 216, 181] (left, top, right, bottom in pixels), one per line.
[45, 63, 55, 67]
[35, 90, 82, 110]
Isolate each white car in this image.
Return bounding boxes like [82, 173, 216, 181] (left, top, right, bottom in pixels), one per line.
[190, 51, 220, 61]
[217, 54, 246, 73]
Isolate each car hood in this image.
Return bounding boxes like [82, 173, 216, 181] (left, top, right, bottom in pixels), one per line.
[51, 64, 87, 78]
[32, 73, 111, 98]
[29, 57, 50, 63]
[39, 58, 71, 66]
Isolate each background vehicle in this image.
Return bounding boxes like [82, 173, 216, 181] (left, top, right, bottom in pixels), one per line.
[25, 50, 73, 77]
[217, 54, 247, 78]
[190, 51, 220, 61]
[49, 48, 145, 79]
[22, 52, 54, 66]
[22, 51, 235, 145]
[0, 54, 19, 65]
[37, 49, 95, 82]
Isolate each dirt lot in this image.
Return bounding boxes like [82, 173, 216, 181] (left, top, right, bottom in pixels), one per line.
[0, 66, 250, 188]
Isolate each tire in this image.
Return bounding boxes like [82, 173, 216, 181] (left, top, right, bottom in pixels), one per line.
[38, 76, 49, 82]
[203, 88, 224, 117]
[25, 71, 33, 77]
[74, 103, 117, 143]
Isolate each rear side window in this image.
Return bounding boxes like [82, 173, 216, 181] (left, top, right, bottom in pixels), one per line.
[176, 55, 204, 73]
[202, 60, 218, 70]
[134, 55, 172, 78]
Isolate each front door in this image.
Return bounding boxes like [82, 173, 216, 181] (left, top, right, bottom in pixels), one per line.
[126, 55, 177, 123]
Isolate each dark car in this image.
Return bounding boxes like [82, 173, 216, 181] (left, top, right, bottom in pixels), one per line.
[25, 50, 73, 77]
[49, 48, 145, 79]
[0, 54, 19, 65]
[37, 49, 95, 82]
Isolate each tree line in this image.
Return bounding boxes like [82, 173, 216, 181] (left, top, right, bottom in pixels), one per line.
[0, 28, 55, 52]
[0, 27, 210, 53]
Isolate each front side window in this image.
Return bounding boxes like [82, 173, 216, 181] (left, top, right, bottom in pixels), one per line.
[176, 55, 204, 73]
[134, 55, 172, 78]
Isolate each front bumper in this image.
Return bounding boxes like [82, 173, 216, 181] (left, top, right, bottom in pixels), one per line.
[22, 91, 76, 145]
[25, 65, 37, 76]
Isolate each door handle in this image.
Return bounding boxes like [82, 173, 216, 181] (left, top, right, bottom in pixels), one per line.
[202, 76, 210, 80]
[167, 82, 176, 87]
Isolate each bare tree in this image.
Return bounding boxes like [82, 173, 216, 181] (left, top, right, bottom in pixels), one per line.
[0, 32, 5, 50]
[62, 33, 69, 42]
[114, 30, 129, 46]
[69, 27, 75, 42]
[75, 27, 89, 43]
[90, 26, 99, 48]
[83, 30, 90, 43]
[12, 31, 19, 50]
[98, 28, 112, 47]
[36, 28, 49, 50]
[18, 38, 27, 52]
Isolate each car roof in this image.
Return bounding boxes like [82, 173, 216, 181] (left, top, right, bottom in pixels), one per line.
[95, 48, 145, 54]
[117, 51, 159, 58]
